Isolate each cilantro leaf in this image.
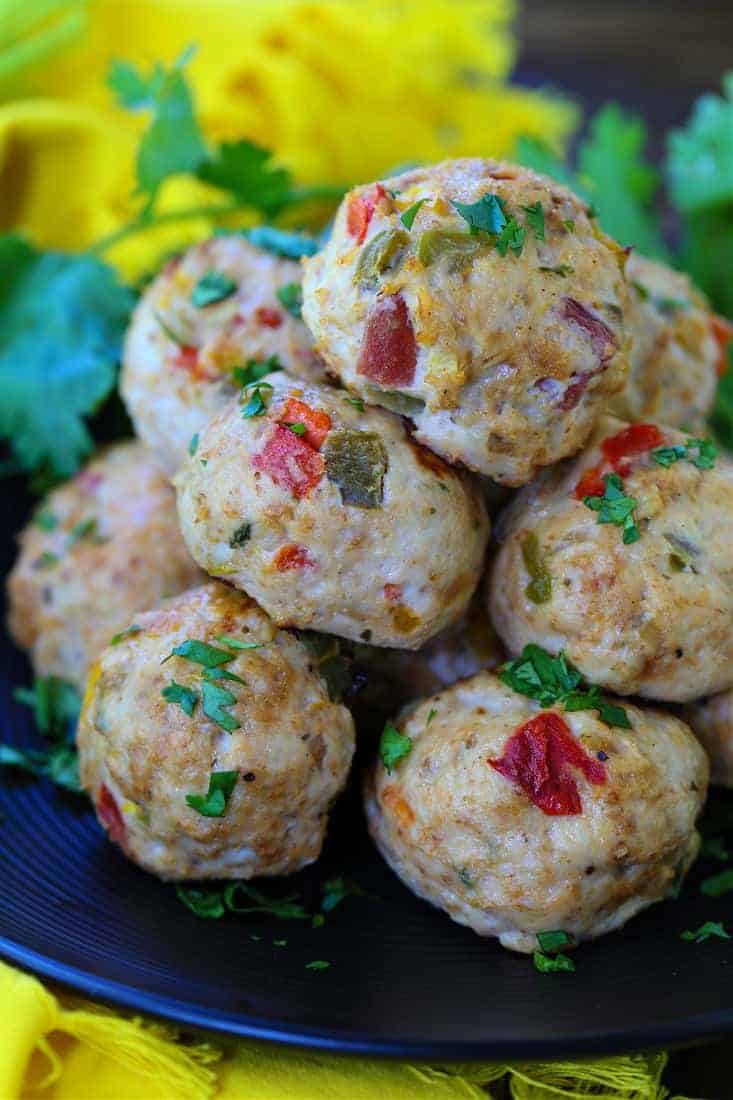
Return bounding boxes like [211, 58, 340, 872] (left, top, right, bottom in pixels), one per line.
[321, 876, 366, 913]
[176, 885, 227, 919]
[241, 381, 274, 418]
[276, 282, 303, 319]
[197, 140, 294, 218]
[0, 235, 134, 478]
[578, 104, 668, 258]
[522, 201, 545, 241]
[514, 136, 585, 195]
[190, 271, 237, 308]
[701, 869, 733, 898]
[681, 920, 730, 943]
[185, 770, 238, 817]
[533, 951, 575, 973]
[240, 226, 320, 259]
[452, 193, 507, 235]
[0, 743, 81, 794]
[400, 199, 427, 230]
[164, 639, 235, 668]
[500, 645, 630, 728]
[224, 882, 309, 920]
[161, 681, 199, 717]
[109, 48, 206, 215]
[216, 634, 263, 651]
[201, 680, 240, 733]
[495, 217, 525, 257]
[12, 676, 80, 739]
[667, 73, 733, 214]
[228, 523, 252, 549]
[536, 930, 574, 954]
[231, 355, 283, 388]
[188, 433, 199, 457]
[583, 473, 639, 544]
[379, 721, 413, 774]
[110, 624, 141, 645]
[305, 960, 331, 971]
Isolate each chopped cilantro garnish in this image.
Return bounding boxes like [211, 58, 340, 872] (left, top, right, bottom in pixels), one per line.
[203, 667, 246, 685]
[188, 432, 199, 457]
[229, 523, 251, 549]
[345, 396, 365, 412]
[652, 437, 717, 470]
[190, 270, 237, 308]
[4, 676, 82, 794]
[305, 960, 331, 971]
[241, 380, 274, 418]
[681, 921, 730, 943]
[110, 624, 141, 645]
[68, 517, 103, 547]
[276, 282, 303, 318]
[701, 869, 733, 898]
[286, 422, 307, 436]
[231, 355, 283, 388]
[583, 473, 640, 545]
[164, 639, 234, 668]
[185, 769, 238, 817]
[241, 225, 319, 259]
[400, 198, 427, 230]
[33, 511, 58, 531]
[651, 444, 686, 467]
[379, 721, 413, 773]
[522, 201, 545, 241]
[154, 311, 188, 347]
[273, 938, 288, 947]
[500, 644, 631, 728]
[176, 885, 227, 919]
[533, 951, 575, 973]
[452, 192, 507, 235]
[224, 882, 309, 920]
[537, 930, 574, 953]
[161, 681, 199, 717]
[216, 634, 263, 651]
[563, 219, 575, 232]
[201, 680, 240, 733]
[312, 913, 325, 928]
[35, 551, 60, 570]
[426, 708, 437, 725]
[321, 876, 366, 913]
[495, 216, 525, 257]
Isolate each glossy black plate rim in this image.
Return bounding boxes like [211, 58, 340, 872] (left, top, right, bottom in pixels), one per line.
[2, 935, 731, 1060]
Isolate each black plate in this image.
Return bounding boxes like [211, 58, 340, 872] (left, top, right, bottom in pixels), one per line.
[1, 483, 732, 1060]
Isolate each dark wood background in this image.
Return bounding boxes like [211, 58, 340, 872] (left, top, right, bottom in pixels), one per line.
[516, 0, 732, 158]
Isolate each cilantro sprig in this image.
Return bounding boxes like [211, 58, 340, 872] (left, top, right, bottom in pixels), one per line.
[681, 921, 730, 943]
[2, 677, 82, 794]
[500, 644, 631, 729]
[651, 438, 717, 471]
[583, 473, 640, 545]
[379, 721, 413, 773]
[185, 770, 238, 817]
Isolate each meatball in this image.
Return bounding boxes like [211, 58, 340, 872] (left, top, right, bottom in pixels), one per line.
[6, 441, 202, 691]
[174, 372, 489, 649]
[365, 672, 707, 952]
[78, 581, 355, 880]
[121, 235, 324, 476]
[489, 417, 733, 702]
[302, 158, 629, 486]
[682, 693, 733, 788]
[610, 253, 722, 429]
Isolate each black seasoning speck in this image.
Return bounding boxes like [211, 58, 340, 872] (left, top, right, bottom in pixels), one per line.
[243, 772, 256, 783]
[360, 629, 372, 642]
[675, 648, 684, 659]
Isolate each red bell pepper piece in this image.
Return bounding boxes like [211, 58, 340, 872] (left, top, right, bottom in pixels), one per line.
[279, 398, 332, 450]
[357, 293, 416, 387]
[252, 424, 324, 498]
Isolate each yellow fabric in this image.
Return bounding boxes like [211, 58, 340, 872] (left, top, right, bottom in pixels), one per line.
[0, 961, 693, 1100]
[0, 0, 577, 279]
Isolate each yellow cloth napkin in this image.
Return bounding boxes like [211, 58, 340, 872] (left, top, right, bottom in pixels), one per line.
[0, 961, 689, 1099]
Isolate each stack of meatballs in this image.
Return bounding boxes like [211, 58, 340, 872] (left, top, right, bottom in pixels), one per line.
[8, 158, 733, 955]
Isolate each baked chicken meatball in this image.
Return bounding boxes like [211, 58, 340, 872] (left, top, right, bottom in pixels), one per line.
[302, 158, 630, 486]
[365, 672, 707, 952]
[489, 417, 733, 702]
[121, 235, 324, 476]
[174, 372, 489, 649]
[78, 581, 355, 880]
[682, 692, 733, 788]
[610, 252, 725, 429]
[6, 441, 202, 691]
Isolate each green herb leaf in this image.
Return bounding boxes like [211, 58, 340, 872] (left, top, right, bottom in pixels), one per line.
[216, 634, 263, 651]
[400, 199, 427, 230]
[426, 708, 437, 725]
[651, 444, 686, 468]
[276, 282, 303, 318]
[667, 73, 733, 214]
[228, 522, 252, 549]
[188, 433, 199, 457]
[110, 624, 141, 645]
[452, 193, 506, 235]
[495, 216, 525, 257]
[12, 676, 80, 738]
[345, 396, 364, 412]
[164, 639, 235, 668]
[305, 960, 331, 971]
[0, 235, 134, 478]
[176, 885, 227, 919]
[522, 201, 545, 241]
[154, 311, 187, 347]
[223, 882, 309, 920]
[583, 473, 639, 544]
[701, 869, 733, 897]
[197, 141, 294, 218]
[686, 437, 717, 470]
[681, 920, 730, 943]
[161, 681, 199, 717]
[240, 225, 319, 259]
[514, 136, 584, 195]
[379, 721, 413, 774]
[201, 680, 240, 733]
[500, 644, 630, 728]
[231, 355, 282, 389]
[241, 381, 274, 418]
[33, 511, 58, 531]
[536, 930, 574, 953]
[190, 270, 237, 308]
[321, 876, 366, 913]
[533, 951, 576, 973]
[286, 422, 307, 436]
[185, 769, 238, 817]
[539, 264, 574, 276]
[110, 48, 206, 216]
